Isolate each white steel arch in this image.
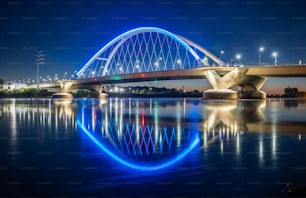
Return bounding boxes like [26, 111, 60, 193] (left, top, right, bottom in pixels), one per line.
[77, 27, 223, 78]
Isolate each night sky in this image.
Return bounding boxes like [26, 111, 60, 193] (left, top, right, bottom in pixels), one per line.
[1, 0, 306, 93]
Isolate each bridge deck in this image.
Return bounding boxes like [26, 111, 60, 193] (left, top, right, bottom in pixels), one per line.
[247, 65, 306, 77]
[60, 65, 306, 86]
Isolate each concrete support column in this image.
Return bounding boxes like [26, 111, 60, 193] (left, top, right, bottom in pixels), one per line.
[60, 81, 72, 93]
[203, 68, 267, 99]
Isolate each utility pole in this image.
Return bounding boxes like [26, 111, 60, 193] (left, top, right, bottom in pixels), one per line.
[35, 50, 45, 91]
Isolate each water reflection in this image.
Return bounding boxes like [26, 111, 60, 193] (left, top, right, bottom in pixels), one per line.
[284, 99, 299, 108]
[1, 98, 306, 196]
[77, 98, 300, 171]
[0, 99, 76, 137]
[1, 98, 306, 172]
[77, 98, 201, 171]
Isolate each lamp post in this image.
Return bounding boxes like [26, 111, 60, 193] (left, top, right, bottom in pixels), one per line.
[35, 50, 45, 91]
[219, 50, 224, 66]
[236, 54, 241, 66]
[259, 47, 264, 65]
[272, 52, 278, 66]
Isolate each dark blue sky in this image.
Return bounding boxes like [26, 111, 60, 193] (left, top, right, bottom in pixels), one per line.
[1, 0, 306, 92]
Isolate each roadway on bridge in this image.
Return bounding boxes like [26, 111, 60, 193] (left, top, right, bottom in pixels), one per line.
[64, 65, 306, 86]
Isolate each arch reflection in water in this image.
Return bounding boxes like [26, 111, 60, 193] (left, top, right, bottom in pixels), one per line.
[77, 98, 200, 171]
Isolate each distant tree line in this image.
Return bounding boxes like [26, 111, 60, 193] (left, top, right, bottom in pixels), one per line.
[0, 88, 52, 98]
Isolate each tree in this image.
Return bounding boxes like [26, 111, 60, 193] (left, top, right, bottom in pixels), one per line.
[0, 78, 4, 89]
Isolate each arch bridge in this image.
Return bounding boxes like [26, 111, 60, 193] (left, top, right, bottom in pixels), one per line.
[58, 27, 306, 99]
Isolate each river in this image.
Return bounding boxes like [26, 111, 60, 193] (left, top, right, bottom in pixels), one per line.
[1, 98, 306, 197]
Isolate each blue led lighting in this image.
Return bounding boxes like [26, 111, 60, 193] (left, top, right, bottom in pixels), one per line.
[77, 120, 200, 171]
[77, 27, 201, 76]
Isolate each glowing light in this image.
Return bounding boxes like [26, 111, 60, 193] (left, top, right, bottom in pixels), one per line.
[220, 140, 224, 154]
[272, 52, 277, 57]
[112, 76, 122, 81]
[141, 107, 145, 127]
[77, 121, 200, 171]
[76, 27, 202, 76]
[259, 139, 264, 162]
[112, 86, 119, 93]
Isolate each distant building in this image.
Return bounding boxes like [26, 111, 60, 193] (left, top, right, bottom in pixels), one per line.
[284, 87, 299, 98]
[1, 83, 27, 91]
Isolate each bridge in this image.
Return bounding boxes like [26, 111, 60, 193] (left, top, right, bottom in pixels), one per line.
[54, 27, 306, 99]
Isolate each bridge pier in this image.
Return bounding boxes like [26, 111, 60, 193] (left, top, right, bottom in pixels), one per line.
[203, 89, 266, 100]
[203, 68, 267, 100]
[203, 89, 238, 100]
[52, 92, 73, 100]
[52, 81, 74, 100]
[52, 80, 109, 99]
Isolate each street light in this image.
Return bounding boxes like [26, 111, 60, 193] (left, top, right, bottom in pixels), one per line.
[154, 61, 159, 67]
[35, 50, 45, 91]
[64, 72, 68, 79]
[236, 54, 241, 66]
[259, 47, 264, 65]
[219, 50, 224, 66]
[177, 59, 181, 65]
[203, 56, 208, 66]
[272, 52, 278, 65]
[177, 59, 182, 68]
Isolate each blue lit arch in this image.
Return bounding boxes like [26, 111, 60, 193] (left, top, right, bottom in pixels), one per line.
[76, 27, 223, 78]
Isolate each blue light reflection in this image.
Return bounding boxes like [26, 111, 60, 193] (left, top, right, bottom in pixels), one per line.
[77, 120, 200, 171]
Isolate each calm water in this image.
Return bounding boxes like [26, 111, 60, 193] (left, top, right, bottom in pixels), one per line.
[1, 98, 306, 197]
